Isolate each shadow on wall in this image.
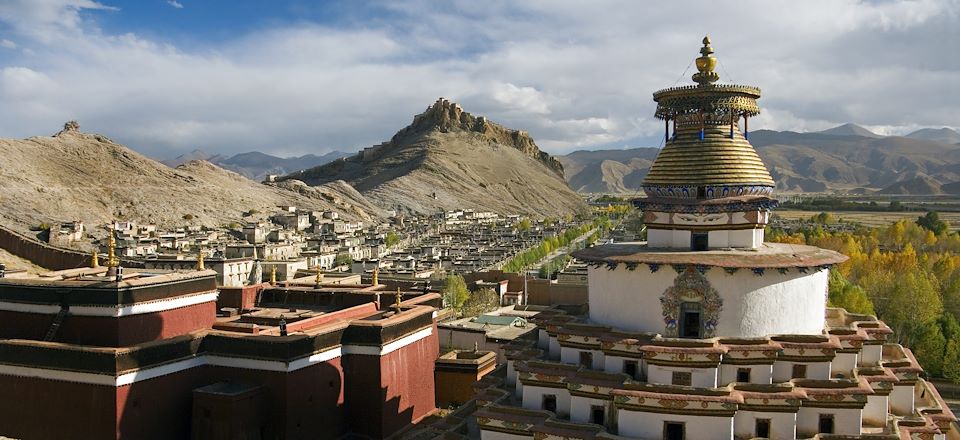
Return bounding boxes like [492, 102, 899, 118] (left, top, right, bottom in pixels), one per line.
[117, 352, 347, 440]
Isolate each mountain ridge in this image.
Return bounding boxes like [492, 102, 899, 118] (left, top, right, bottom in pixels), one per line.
[281, 98, 585, 217]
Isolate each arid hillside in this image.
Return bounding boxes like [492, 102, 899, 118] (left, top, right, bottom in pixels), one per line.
[283, 98, 587, 217]
[0, 122, 385, 236]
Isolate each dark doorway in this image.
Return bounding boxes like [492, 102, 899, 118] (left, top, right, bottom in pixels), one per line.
[579, 351, 593, 368]
[542, 395, 557, 413]
[623, 360, 638, 380]
[663, 422, 685, 440]
[691, 232, 708, 251]
[818, 414, 834, 434]
[792, 363, 807, 379]
[737, 368, 751, 383]
[756, 419, 771, 438]
[590, 405, 605, 426]
[679, 302, 702, 338]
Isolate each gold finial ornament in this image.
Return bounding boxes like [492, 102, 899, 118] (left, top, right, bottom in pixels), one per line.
[197, 247, 205, 271]
[107, 233, 118, 268]
[395, 287, 402, 310]
[91, 249, 99, 268]
[692, 35, 719, 85]
[314, 266, 323, 287]
[270, 265, 277, 285]
[372, 266, 379, 286]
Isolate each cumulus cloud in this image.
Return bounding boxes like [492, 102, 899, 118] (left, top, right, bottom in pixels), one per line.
[0, 0, 956, 159]
[167, 1, 183, 9]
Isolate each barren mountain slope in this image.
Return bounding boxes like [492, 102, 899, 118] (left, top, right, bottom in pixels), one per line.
[284, 99, 586, 217]
[0, 124, 384, 236]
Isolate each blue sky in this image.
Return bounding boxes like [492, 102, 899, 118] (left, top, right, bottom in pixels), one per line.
[0, 0, 957, 159]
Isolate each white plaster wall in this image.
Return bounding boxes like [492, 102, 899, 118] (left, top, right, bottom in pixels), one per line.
[521, 385, 571, 418]
[860, 345, 882, 366]
[481, 429, 525, 440]
[538, 328, 550, 350]
[734, 410, 796, 440]
[863, 395, 888, 426]
[560, 347, 604, 370]
[570, 395, 607, 425]
[718, 364, 773, 385]
[648, 229, 671, 248]
[648, 365, 718, 388]
[548, 337, 560, 360]
[797, 407, 861, 436]
[619, 411, 733, 439]
[506, 359, 517, 388]
[587, 266, 829, 338]
[708, 230, 730, 248]
[831, 352, 858, 378]
[772, 361, 831, 382]
[890, 385, 915, 416]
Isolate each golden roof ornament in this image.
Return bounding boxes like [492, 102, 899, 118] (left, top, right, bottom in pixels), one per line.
[394, 287, 402, 310]
[197, 247, 205, 271]
[642, 36, 774, 191]
[90, 249, 99, 268]
[692, 36, 719, 85]
[270, 265, 277, 285]
[372, 266, 379, 286]
[107, 233, 118, 268]
[314, 266, 323, 287]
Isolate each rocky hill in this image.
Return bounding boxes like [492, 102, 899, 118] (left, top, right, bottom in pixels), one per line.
[282, 98, 586, 217]
[0, 122, 385, 236]
[163, 149, 350, 182]
[558, 124, 960, 195]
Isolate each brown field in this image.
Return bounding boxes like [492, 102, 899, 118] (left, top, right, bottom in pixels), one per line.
[775, 210, 960, 231]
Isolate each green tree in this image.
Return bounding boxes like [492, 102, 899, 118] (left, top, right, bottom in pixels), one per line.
[443, 275, 470, 311]
[910, 321, 946, 377]
[517, 218, 532, 232]
[827, 271, 875, 315]
[334, 253, 353, 266]
[461, 288, 501, 317]
[943, 339, 960, 383]
[385, 231, 401, 247]
[917, 211, 949, 236]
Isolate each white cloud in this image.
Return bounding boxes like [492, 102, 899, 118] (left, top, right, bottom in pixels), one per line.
[166, 0, 183, 9]
[0, 39, 16, 49]
[0, 0, 957, 159]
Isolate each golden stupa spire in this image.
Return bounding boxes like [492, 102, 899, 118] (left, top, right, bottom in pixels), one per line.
[270, 265, 277, 285]
[372, 266, 379, 286]
[197, 247, 205, 271]
[395, 287, 402, 310]
[107, 233, 118, 268]
[90, 249, 99, 268]
[314, 265, 323, 287]
[692, 35, 719, 85]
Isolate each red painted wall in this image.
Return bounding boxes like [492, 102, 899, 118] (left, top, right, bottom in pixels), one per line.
[343, 326, 439, 439]
[0, 375, 116, 439]
[0, 301, 215, 347]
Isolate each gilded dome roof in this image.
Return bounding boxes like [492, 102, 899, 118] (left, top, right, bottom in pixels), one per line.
[642, 37, 774, 191]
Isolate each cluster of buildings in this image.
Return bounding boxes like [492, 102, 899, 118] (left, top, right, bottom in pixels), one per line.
[2, 37, 955, 440]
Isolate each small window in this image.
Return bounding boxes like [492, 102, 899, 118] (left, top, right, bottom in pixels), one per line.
[818, 414, 834, 434]
[663, 421, 685, 440]
[542, 395, 557, 413]
[590, 405, 605, 425]
[755, 418, 770, 438]
[737, 368, 751, 383]
[672, 371, 692, 386]
[579, 351, 593, 368]
[792, 364, 807, 379]
[623, 360, 639, 380]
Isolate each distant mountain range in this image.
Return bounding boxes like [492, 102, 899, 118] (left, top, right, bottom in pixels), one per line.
[162, 150, 350, 182]
[558, 124, 960, 195]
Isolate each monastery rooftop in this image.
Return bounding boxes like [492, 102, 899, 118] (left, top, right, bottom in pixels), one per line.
[572, 241, 848, 268]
